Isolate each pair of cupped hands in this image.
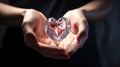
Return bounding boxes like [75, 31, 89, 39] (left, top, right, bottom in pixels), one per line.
[22, 9, 88, 59]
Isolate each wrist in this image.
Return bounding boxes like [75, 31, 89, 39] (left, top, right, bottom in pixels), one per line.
[76, 8, 92, 22]
[73, 8, 87, 21]
[20, 8, 27, 17]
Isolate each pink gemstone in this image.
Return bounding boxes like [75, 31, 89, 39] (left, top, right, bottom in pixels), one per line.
[45, 17, 71, 42]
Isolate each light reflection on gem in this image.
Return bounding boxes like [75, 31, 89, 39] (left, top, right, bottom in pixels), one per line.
[45, 17, 71, 42]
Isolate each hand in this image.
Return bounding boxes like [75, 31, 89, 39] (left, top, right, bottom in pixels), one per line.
[22, 9, 88, 59]
[22, 9, 67, 59]
[58, 9, 89, 57]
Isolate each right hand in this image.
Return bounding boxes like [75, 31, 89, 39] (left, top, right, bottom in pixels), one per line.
[58, 9, 89, 57]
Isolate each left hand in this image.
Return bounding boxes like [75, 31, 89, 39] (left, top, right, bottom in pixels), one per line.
[58, 9, 89, 57]
[22, 9, 67, 59]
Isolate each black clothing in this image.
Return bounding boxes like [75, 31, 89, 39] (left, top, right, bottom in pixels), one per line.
[1, 0, 100, 67]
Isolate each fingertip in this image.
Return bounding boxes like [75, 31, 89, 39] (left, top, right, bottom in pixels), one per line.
[71, 23, 79, 34]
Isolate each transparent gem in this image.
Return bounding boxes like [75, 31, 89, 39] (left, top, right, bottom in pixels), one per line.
[45, 17, 71, 42]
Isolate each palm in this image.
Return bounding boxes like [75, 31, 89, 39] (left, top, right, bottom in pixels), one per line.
[59, 10, 88, 55]
[22, 9, 65, 59]
[22, 9, 88, 59]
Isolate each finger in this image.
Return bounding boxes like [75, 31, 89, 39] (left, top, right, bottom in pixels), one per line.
[59, 32, 75, 49]
[79, 35, 88, 48]
[24, 32, 38, 47]
[22, 21, 38, 46]
[65, 38, 79, 56]
[22, 21, 34, 35]
[74, 20, 89, 48]
[65, 31, 87, 56]
[37, 43, 70, 59]
[77, 19, 89, 44]
[65, 22, 88, 56]
[37, 42, 65, 53]
[32, 42, 68, 59]
[65, 34, 87, 56]
[71, 23, 79, 34]
[79, 22, 89, 48]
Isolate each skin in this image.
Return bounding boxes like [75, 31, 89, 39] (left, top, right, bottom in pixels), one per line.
[0, 2, 26, 26]
[0, 0, 114, 59]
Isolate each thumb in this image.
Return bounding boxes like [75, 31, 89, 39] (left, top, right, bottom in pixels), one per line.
[77, 19, 89, 47]
[22, 23, 38, 47]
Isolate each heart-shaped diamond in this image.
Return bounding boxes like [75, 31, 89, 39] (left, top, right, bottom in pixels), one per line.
[45, 17, 71, 42]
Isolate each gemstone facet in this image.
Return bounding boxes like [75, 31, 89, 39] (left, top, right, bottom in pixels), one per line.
[45, 17, 71, 42]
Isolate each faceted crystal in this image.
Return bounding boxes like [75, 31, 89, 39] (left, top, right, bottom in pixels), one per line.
[45, 17, 71, 42]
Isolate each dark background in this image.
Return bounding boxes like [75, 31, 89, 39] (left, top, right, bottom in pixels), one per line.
[1, 23, 101, 67]
[0, 0, 100, 67]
